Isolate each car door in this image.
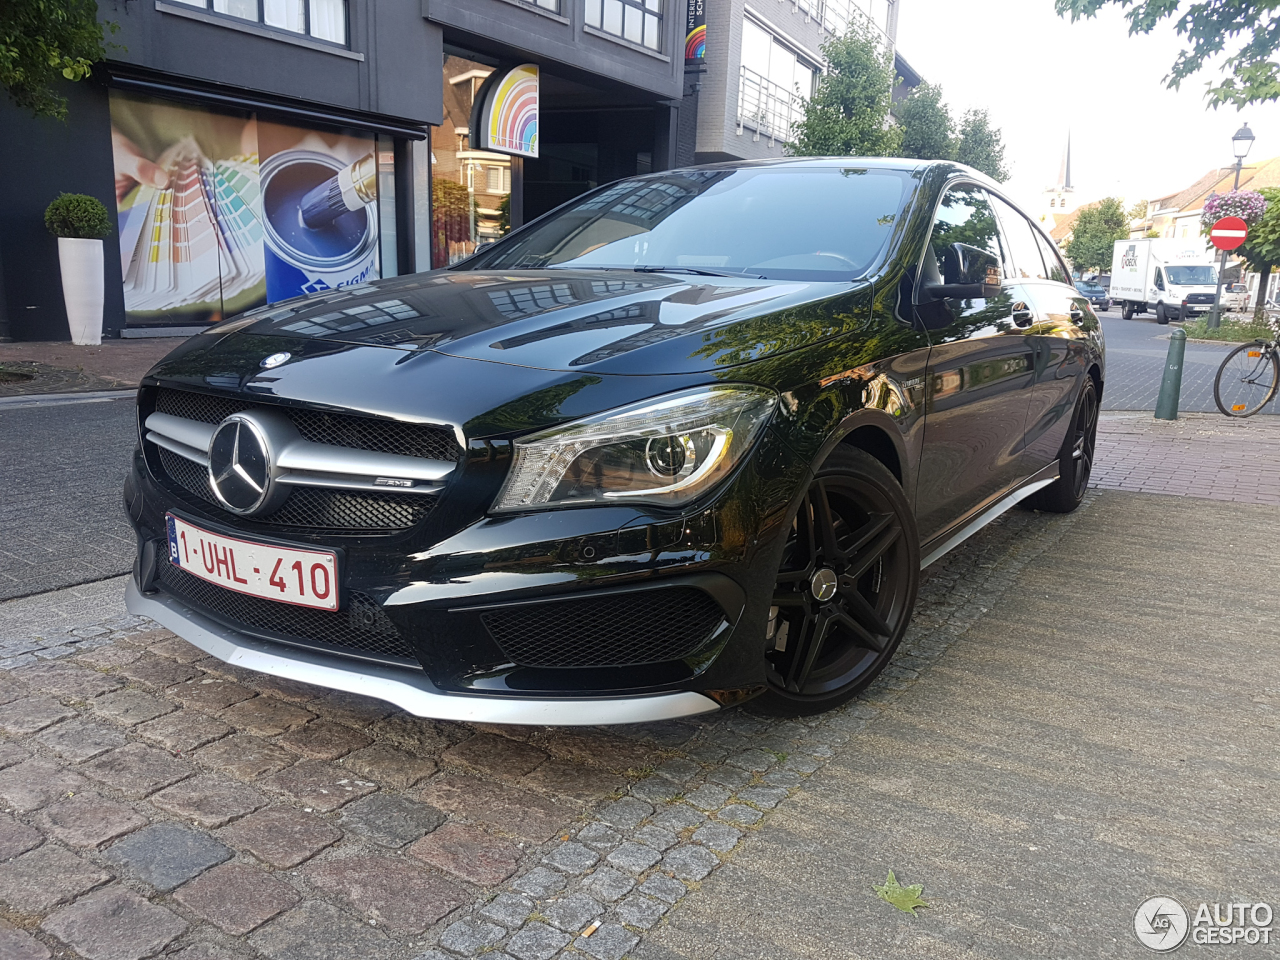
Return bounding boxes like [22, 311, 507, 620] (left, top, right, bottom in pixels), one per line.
[990, 195, 1092, 473]
[912, 183, 1037, 546]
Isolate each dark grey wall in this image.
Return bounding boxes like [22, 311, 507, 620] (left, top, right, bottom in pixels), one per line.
[426, 0, 683, 103]
[0, 82, 125, 341]
[100, 0, 443, 125]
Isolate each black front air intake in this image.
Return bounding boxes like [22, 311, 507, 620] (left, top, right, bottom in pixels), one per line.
[155, 557, 418, 665]
[480, 587, 726, 669]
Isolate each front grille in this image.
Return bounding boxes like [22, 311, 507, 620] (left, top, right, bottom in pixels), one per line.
[156, 558, 417, 663]
[157, 447, 436, 532]
[1186, 293, 1215, 304]
[154, 388, 462, 462]
[480, 587, 725, 668]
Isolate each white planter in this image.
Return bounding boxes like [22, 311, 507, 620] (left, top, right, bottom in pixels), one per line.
[57, 237, 104, 345]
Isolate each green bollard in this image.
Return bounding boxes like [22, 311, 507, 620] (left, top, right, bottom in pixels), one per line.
[1154, 327, 1187, 420]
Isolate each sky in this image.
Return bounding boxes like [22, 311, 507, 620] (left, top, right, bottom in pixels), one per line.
[896, 0, 1280, 213]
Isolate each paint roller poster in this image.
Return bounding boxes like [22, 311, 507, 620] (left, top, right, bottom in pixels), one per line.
[109, 90, 380, 328]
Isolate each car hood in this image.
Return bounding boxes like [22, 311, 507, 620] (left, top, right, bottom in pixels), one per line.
[215, 269, 867, 376]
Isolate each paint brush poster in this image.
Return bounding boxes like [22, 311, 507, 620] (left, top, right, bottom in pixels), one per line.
[109, 91, 380, 329]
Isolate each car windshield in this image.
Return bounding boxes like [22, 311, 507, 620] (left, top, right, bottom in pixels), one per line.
[1166, 265, 1217, 285]
[1076, 283, 1105, 294]
[462, 166, 913, 282]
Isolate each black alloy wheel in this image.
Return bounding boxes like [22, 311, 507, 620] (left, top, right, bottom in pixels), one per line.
[1026, 377, 1099, 513]
[755, 447, 919, 716]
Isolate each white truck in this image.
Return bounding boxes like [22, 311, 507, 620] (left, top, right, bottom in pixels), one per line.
[1110, 238, 1220, 324]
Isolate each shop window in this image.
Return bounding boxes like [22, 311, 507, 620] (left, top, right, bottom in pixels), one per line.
[585, 0, 663, 51]
[433, 56, 514, 267]
[177, 0, 348, 45]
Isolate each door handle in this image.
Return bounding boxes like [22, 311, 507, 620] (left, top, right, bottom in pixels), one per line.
[1012, 307, 1034, 327]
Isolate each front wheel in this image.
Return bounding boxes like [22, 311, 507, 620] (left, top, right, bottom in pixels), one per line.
[1214, 341, 1280, 417]
[753, 447, 920, 717]
[1156, 303, 1170, 324]
[1025, 377, 1099, 514]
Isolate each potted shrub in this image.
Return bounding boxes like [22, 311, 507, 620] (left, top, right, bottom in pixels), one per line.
[45, 193, 112, 345]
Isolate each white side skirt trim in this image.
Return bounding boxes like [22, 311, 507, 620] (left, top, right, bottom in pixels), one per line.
[919, 476, 1058, 569]
[126, 582, 720, 726]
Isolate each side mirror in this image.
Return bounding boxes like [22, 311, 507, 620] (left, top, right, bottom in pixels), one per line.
[923, 243, 1001, 300]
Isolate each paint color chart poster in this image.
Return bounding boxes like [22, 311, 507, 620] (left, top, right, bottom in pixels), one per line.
[109, 91, 380, 329]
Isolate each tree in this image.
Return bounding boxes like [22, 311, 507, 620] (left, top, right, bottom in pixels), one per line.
[0, 0, 110, 120]
[955, 109, 1009, 182]
[1228, 186, 1279, 318]
[1065, 197, 1129, 272]
[1128, 200, 1149, 221]
[897, 82, 955, 161]
[1056, 0, 1280, 108]
[790, 19, 901, 158]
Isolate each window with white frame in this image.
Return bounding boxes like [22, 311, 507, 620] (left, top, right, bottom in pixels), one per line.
[738, 18, 816, 142]
[821, 0, 890, 40]
[585, 0, 663, 51]
[520, 0, 560, 12]
[171, 0, 349, 45]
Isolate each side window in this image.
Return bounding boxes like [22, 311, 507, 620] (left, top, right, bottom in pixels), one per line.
[1033, 229, 1070, 284]
[926, 184, 1004, 282]
[990, 195, 1047, 280]
[1155, 268, 1165, 290]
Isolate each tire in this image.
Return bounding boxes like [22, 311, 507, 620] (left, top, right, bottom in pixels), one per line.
[1025, 377, 1099, 514]
[1214, 341, 1280, 417]
[1156, 303, 1170, 324]
[1121, 302, 1134, 320]
[752, 447, 920, 717]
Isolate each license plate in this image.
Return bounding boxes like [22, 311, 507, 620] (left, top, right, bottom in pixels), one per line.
[166, 514, 339, 611]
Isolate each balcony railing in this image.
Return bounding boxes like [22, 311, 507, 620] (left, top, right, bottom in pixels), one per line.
[737, 66, 807, 145]
[818, 0, 887, 40]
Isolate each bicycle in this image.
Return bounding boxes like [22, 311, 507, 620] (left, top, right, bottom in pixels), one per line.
[1214, 314, 1280, 417]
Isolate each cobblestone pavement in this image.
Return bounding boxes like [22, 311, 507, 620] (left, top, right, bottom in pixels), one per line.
[0, 497, 1090, 960]
[1093, 412, 1280, 506]
[1098, 312, 1236, 413]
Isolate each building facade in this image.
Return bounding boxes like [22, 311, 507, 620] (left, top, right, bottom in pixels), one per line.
[680, 0, 914, 165]
[0, 0, 686, 342]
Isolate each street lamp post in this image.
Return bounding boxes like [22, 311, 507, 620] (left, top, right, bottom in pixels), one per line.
[1209, 122, 1256, 329]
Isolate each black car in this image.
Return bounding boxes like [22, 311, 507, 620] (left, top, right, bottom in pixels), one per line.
[1075, 280, 1111, 312]
[123, 158, 1104, 722]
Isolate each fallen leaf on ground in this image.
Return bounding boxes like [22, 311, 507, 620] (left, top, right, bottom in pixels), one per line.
[873, 869, 929, 915]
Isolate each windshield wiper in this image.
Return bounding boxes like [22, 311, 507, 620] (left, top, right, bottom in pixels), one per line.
[632, 266, 765, 279]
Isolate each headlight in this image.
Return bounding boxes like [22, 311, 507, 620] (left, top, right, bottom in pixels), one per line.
[493, 385, 777, 512]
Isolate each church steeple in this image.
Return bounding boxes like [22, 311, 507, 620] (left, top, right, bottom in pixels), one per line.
[1058, 131, 1072, 191]
[1041, 132, 1076, 223]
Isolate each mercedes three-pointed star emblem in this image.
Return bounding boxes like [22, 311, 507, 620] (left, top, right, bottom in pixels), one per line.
[208, 415, 273, 514]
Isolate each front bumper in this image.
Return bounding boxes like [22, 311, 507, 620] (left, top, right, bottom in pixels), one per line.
[126, 580, 719, 724]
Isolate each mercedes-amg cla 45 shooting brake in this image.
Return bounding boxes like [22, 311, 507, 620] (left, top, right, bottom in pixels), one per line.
[124, 158, 1104, 723]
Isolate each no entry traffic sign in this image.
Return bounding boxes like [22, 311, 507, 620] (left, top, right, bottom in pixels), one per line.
[1211, 216, 1248, 251]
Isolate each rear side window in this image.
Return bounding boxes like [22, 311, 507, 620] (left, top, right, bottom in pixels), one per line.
[990, 195, 1047, 281]
[1033, 229, 1071, 284]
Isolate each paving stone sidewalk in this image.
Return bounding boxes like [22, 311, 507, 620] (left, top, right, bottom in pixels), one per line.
[1093, 412, 1280, 506]
[0, 491, 1087, 960]
[634, 491, 1280, 960]
[0, 339, 187, 396]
